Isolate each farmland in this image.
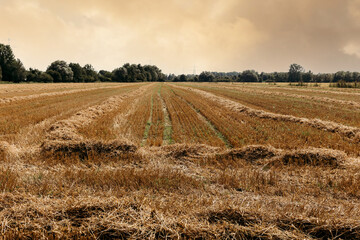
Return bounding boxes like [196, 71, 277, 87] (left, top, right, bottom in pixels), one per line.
[1, 82, 360, 239]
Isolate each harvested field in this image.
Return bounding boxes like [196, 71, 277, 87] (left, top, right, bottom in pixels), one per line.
[214, 83, 360, 108]
[0, 82, 121, 98]
[0, 84, 142, 142]
[1, 82, 360, 239]
[161, 85, 226, 147]
[174, 84, 360, 142]
[180, 83, 360, 128]
[0, 84, 131, 105]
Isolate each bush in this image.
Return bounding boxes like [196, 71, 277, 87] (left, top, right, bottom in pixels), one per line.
[330, 80, 360, 88]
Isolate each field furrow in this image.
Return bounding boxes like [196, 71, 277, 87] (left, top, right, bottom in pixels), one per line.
[0, 82, 120, 96]
[0, 85, 118, 104]
[145, 86, 165, 146]
[180, 83, 360, 128]
[0, 82, 126, 100]
[48, 83, 152, 143]
[179, 84, 360, 141]
[163, 85, 228, 147]
[234, 82, 360, 93]
[112, 87, 153, 145]
[214, 83, 360, 108]
[170, 85, 360, 155]
[159, 87, 173, 145]
[234, 83, 360, 102]
[0, 86, 139, 141]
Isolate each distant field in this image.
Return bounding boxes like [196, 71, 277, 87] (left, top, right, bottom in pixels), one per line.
[1, 82, 360, 239]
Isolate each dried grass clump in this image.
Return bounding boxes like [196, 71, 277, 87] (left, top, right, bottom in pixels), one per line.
[0, 141, 7, 161]
[170, 144, 351, 168]
[0, 168, 18, 192]
[278, 218, 360, 239]
[3, 201, 360, 240]
[206, 208, 260, 226]
[149, 144, 351, 168]
[41, 139, 137, 161]
[0, 194, 293, 240]
[46, 96, 127, 141]
[158, 143, 221, 160]
[64, 167, 204, 193]
[204, 208, 360, 239]
[0, 141, 24, 161]
[223, 145, 279, 163]
[46, 121, 85, 141]
[272, 147, 347, 167]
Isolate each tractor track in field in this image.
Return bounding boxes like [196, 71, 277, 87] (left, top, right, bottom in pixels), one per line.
[141, 93, 154, 147]
[158, 87, 173, 145]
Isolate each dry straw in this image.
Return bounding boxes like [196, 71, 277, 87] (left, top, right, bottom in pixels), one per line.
[176, 85, 360, 141]
[46, 84, 153, 142]
[217, 84, 360, 108]
[0, 84, 132, 104]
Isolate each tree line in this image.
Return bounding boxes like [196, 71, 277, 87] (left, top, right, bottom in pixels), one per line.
[0, 43, 165, 83]
[171, 64, 360, 84]
[1, 43, 359, 84]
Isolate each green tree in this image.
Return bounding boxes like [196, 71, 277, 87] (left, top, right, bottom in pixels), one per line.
[99, 70, 112, 82]
[303, 71, 313, 82]
[179, 74, 187, 82]
[28, 68, 53, 83]
[167, 74, 176, 82]
[0, 44, 26, 82]
[112, 67, 128, 82]
[26, 68, 42, 82]
[111, 64, 165, 82]
[0, 65, 2, 81]
[46, 70, 62, 82]
[69, 63, 85, 82]
[83, 64, 98, 82]
[240, 70, 259, 82]
[199, 72, 215, 82]
[38, 72, 53, 83]
[353, 72, 360, 83]
[288, 63, 304, 82]
[11, 59, 26, 83]
[46, 60, 73, 82]
[334, 71, 345, 82]
[344, 71, 353, 82]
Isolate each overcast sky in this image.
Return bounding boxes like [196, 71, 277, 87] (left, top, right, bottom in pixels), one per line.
[1, 0, 360, 74]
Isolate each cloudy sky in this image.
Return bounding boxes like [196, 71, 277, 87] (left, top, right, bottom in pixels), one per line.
[1, 0, 360, 74]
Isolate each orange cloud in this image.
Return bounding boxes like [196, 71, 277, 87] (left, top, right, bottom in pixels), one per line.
[1, 0, 360, 74]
